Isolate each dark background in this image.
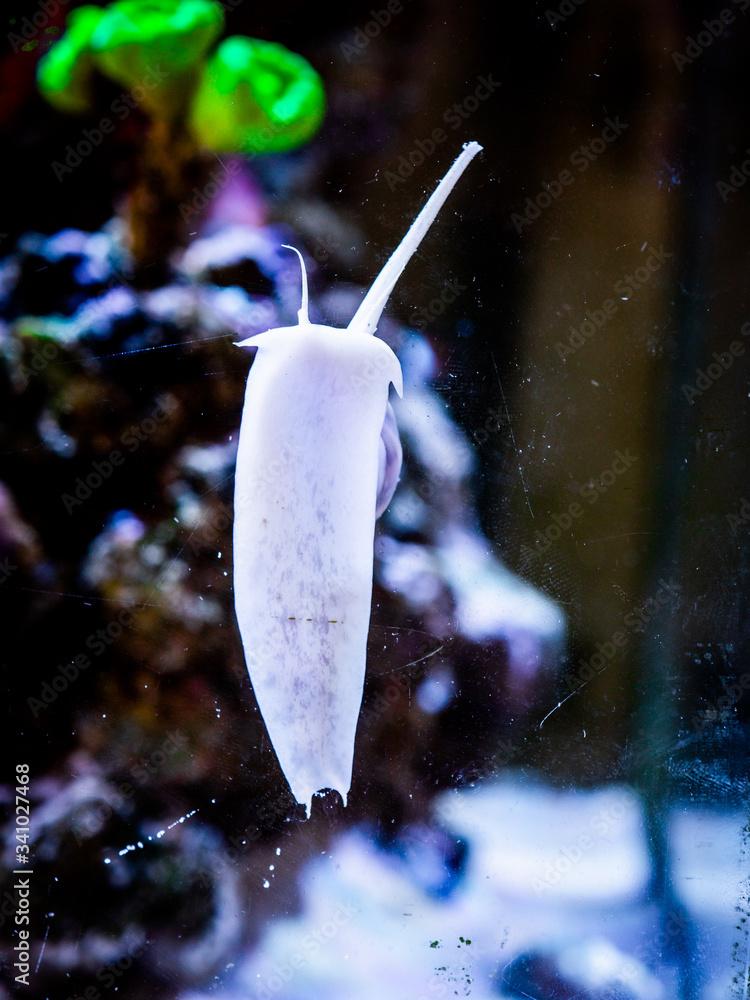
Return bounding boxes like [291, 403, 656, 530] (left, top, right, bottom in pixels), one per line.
[2, 1, 749, 997]
[4, 0, 749, 779]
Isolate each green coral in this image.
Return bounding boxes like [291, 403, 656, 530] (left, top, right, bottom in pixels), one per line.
[37, 5, 104, 113]
[90, 0, 224, 115]
[188, 36, 325, 154]
[36, 1, 325, 153]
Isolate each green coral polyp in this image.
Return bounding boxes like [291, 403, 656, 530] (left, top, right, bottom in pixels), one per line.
[189, 37, 325, 154]
[90, 0, 224, 114]
[38, 1, 325, 154]
[37, 6, 104, 113]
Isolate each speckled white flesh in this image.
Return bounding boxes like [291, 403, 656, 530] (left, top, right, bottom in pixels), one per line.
[233, 142, 482, 814]
[234, 326, 401, 814]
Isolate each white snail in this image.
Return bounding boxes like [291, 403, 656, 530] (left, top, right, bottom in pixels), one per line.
[233, 142, 482, 815]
